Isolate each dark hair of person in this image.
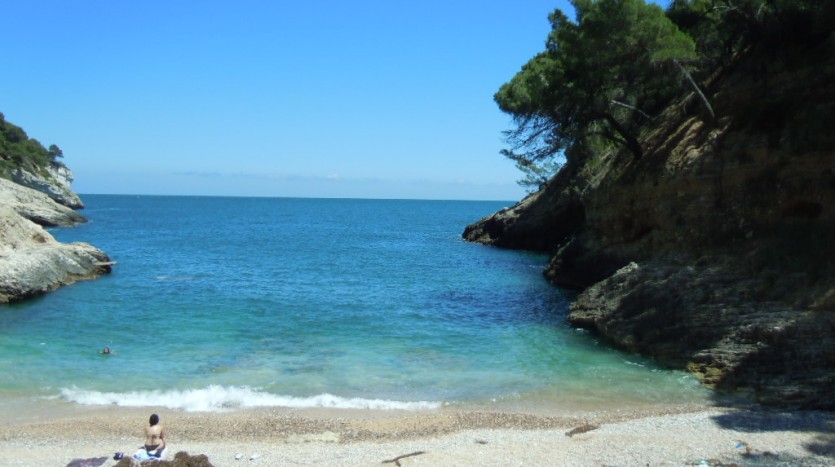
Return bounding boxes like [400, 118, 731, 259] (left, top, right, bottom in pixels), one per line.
[150, 414, 160, 426]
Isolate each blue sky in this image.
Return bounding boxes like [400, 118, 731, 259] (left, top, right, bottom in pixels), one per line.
[2, 1, 666, 201]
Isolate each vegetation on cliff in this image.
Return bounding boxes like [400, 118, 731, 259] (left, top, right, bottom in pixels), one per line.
[497, 0, 835, 188]
[0, 114, 110, 303]
[468, 0, 835, 409]
[0, 112, 65, 178]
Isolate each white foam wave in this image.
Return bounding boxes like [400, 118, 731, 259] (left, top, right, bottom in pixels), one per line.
[59, 385, 440, 412]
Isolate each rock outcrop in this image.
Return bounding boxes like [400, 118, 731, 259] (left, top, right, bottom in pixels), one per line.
[0, 165, 111, 304]
[463, 163, 585, 253]
[0, 205, 111, 304]
[0, 177, 86, 227]
[569, 260, 835, 409]
[464, 41, 835, 408]
[10, 164, 84, 209]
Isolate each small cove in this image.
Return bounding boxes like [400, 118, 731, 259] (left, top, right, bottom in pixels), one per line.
[0, 195, 710, 412]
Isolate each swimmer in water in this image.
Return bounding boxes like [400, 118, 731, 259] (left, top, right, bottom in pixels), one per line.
[101, 346, 111, 355]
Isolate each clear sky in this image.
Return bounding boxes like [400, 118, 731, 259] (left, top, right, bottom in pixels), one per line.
[2, 1, 665, 201]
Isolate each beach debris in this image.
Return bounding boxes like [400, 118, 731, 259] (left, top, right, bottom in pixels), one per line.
[249, 453, 260, 461]
[475, 439, 488, 445]
[66, 457, 108, 467]
[565, 424, 599, 437]
[691, 460, 739, 467]
[382, 451, 426, 466]
[235, 453, 244, 460]
[735, 440, 752, 455]
[286, 431, 340, 443]
[732, 440, 780, 462]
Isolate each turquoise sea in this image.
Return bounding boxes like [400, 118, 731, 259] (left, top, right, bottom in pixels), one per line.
[0, 195, 709, 413]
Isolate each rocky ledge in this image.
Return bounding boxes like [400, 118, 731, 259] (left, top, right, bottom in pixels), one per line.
[0, 177, 86, 227]
[569, 260, 835, 409]
[0, 175, 111, 304]
[465, 42, 835, 409]
[10, 165, 84, 210]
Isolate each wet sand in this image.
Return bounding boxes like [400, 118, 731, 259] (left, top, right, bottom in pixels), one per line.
[2, 402, 833, 466]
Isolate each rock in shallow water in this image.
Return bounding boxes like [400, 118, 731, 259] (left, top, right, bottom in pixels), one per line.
[0, 205, 111, 304]
[568, 259, 835, 410]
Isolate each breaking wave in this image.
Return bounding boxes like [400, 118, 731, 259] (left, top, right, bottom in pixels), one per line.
[58, 385, 441, 412]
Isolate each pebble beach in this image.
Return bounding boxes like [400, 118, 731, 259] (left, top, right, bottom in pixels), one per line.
[2, 404, 833, 466]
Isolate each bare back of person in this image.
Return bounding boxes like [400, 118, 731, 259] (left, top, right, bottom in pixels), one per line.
[144, 415, 165, 454]
[145, 424, 164, 448]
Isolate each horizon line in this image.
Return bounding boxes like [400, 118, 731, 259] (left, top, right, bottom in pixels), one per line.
[77, 192, 521, 204]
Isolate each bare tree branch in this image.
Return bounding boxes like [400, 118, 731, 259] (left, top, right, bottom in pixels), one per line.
[610, 100, 652, 120]
[675, 59, 716, 122]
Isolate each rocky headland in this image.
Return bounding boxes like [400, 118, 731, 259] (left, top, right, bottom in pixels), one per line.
[0, 167, 111, 304]
[465, 40, 835, 409]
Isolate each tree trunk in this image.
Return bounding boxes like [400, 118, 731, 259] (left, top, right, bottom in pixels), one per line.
[676, 60, 716, 122]
[600, 113, 643, 159]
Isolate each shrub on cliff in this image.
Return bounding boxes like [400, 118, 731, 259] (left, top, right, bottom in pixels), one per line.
[0, 112, 64, 178]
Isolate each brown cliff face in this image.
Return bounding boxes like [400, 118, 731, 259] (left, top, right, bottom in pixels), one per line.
[462, 162, 586, 252]
[464, 41, 835, 409]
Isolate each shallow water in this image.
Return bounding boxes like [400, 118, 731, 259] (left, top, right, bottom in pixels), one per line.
[0, 195, 709, 412]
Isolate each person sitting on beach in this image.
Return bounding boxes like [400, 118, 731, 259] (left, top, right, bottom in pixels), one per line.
[142, 413, 166, 459]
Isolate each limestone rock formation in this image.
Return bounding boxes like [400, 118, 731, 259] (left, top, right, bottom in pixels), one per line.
[10, 164, 84, 209]
[0, 205, 111, 304]
[0, 177, 86, 227]
[0, 162, 111, 304]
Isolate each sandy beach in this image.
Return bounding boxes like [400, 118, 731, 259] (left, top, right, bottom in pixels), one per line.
[2, 403, 833, 466]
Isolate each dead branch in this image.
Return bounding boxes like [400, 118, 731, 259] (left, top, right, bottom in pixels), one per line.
[382, 451, 426, 466]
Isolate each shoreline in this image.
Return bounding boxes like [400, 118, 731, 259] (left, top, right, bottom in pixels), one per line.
[2, 402, 833, 466]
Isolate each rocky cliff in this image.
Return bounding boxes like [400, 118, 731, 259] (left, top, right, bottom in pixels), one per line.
[0, 177, 86, 227]
[0, 205, 111, 303]
[0, 166, 111, 304]
[10, 165, 84, 209]
[464, 42, 835, 409]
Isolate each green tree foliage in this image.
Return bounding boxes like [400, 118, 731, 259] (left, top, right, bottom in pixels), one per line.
[496, 0, 697, 185]
[48, 144, 64, 159]
[666, 0, 835, 153]
[667, 0, 835, 77]
[709, 0, 835, 48]
[0, 112, 64, 176]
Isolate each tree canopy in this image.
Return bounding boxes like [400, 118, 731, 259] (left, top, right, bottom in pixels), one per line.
[497, 0, 835, 188]
[0, 113, 64, 177]
[496, 0, 697, 187]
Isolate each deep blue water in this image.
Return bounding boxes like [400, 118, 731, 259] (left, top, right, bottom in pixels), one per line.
[0, 195, 708, 411]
